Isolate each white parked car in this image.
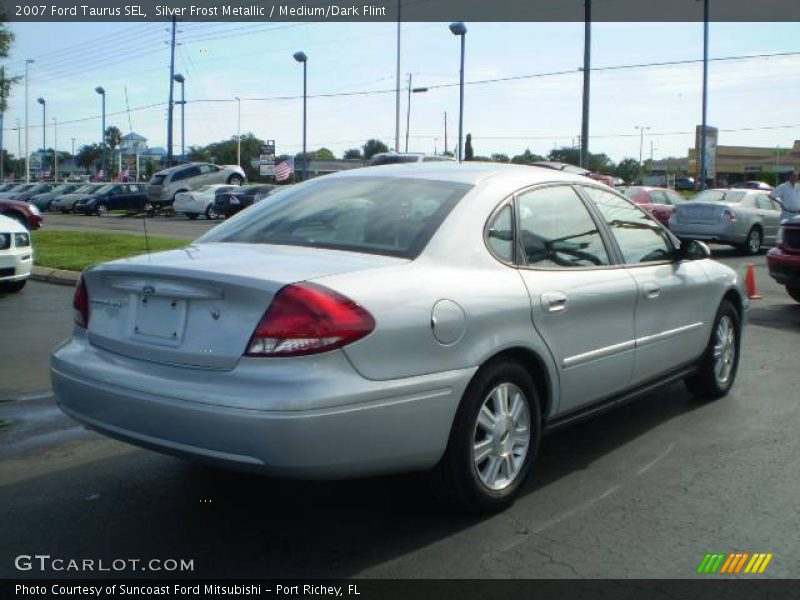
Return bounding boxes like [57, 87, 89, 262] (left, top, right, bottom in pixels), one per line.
[173, 185, 239, 220]
[0, 214, 33, 293]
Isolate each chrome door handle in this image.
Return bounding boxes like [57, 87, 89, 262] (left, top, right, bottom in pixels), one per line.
[541, 292, 567, 313]
[643, 282, 661, 299]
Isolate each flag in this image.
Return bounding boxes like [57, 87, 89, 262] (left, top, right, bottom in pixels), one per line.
[274, 157, 294, 182]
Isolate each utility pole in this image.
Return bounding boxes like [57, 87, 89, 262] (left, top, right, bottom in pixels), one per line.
[25, 59, 33, 182]
[0, 67, 4, 181]
[699, 0, 709, 190]
[166, 15, 177, 166]
[443, 111, 448, 155]
[15, 119, 20, 178]
[580, 0, 591, 169]
[394, 0, 401, 152]
[404, 73, 412, 153]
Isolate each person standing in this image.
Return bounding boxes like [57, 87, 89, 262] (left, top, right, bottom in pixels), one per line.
[773, 169, 800, 222]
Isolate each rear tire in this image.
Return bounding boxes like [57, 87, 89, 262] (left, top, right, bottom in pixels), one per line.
[739, 227, 762, 255]
[786, 284, 800, 304]
[685, 300, 741, 400]
[429, 359, 541, 514]
[0, 279, 26, 293]
[205, 205, 220, 220]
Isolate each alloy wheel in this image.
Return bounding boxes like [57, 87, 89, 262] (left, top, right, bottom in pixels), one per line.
[472, 382, 531, 491]
[713, 315, 736, 386]
[748, 229, 761, 254]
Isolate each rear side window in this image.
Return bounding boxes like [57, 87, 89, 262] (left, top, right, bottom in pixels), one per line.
[198, 177, 471, 259]
[486, 205, 514, 263]
[173, 166, 201, 181]
[516, 185, 610, 268]
[149, 174, 166, 185]
[582, 187, 674, 264]
[0, 233, 9, 250]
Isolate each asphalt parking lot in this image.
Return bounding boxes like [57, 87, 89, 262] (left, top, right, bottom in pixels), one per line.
[41, 212, 218, 241]
[1, 233, 798, 579]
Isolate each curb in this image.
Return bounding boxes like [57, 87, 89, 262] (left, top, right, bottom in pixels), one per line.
[30, 266, 80, 286]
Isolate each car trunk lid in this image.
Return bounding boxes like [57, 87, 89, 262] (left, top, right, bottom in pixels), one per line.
[83, 243, 406, 370]
[674, 202, 733, 224]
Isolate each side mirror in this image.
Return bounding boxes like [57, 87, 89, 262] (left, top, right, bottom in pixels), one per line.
[676, 239, 711, 260]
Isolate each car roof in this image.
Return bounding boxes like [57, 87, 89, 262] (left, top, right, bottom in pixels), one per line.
[0, 213, 27, 233]
[155, 162, 208, 175]
[329, 161, 597, 187]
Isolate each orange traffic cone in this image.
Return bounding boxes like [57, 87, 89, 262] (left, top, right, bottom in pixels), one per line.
[744, 264, 762, 299]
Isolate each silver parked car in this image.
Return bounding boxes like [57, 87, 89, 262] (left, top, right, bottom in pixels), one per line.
[52, 164, 747, 513]
[147, 162, 246, 208]
[669, 188, 782, 255]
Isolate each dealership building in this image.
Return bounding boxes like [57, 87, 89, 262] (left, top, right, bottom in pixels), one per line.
[649, 138, 800, 186]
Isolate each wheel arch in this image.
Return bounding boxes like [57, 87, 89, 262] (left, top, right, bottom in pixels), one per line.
[475, 346, 554, 424]
[722, 287, 745, 318]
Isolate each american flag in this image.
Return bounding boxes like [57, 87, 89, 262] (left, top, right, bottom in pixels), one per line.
[274, 157, 294, 182]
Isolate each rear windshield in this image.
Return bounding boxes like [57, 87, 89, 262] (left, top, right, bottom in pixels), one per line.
[692, 190, 745, 203]
[197, 177, 471, 258]
[149, 174, 166, 186]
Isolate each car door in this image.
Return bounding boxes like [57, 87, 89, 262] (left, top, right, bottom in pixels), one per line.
[755, 193, 780, 243]
[514, 184, 639, 414]
[127, 184, 146, 212]
[579, 185, 713, 385]
[197, 164, 217, 185]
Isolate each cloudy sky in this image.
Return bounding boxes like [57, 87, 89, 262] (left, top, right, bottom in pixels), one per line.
[3, 20, 799, 162]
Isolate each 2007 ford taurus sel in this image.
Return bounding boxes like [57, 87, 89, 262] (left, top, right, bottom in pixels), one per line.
[51, 163, 747, 513]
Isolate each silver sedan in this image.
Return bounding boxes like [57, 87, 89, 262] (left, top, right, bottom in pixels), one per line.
[669, 188, 782, 255]
[51, 163, 747, 513]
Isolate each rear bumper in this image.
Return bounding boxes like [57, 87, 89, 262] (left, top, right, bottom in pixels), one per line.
[669, 220, 745, 245]
[767, 248, 800, 285]
[51, 333, 473, 478]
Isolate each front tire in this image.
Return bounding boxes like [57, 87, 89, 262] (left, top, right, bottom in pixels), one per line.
[786, 284, 800, 304]
[0, 279, 26, 293]
[205, 205, 220, 220]
[430, 359, 541, 514]
[685, 300, 741, 400]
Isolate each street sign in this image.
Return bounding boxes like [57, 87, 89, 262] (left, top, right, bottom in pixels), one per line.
[260, 140, 276, 177]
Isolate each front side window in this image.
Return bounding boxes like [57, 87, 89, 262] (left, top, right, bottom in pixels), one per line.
[199, 164, 215, 174]
[516, 185, 610, 268]
[582, 187, 673, 264]
[198, 177, 471, 259]
[486, 204, 514, 263]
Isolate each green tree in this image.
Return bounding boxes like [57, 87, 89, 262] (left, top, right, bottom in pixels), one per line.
[464, 134, 474, 161]
[76, 144, 104, 169]
[363, 139, 389, 160]
[490, 153, 510, 163]
[343, 148, 362, 160]
[613, 158, 641, 185]
[314, 147, 335, 161]
[548, 146, 614, 173]
[188, 132, 265, 180]
[104, 126, 122, 151]
[512, 149, 545, 164]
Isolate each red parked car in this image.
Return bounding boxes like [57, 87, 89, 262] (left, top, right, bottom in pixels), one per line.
[767, 216, 800, 303]
[623, 186, 687, 228]
[0, 198, 43, 230]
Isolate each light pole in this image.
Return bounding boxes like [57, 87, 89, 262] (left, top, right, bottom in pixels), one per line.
[449, 22, 467, 162]
[235, 96, 241, 166]
[293, 51, 308, 181]
[36, 97, 45, 178]
[173, 73, 185, 163]
[53, 117, 58, 181]
[24, 59, 34, 182]
[394, 0, 401, 152]
[95, 86, 106, 178]
[581, 0, 591, 168]
[635, 126, 650, 166]
[405, 80, 428, 153]
[15, 119, 20, 178]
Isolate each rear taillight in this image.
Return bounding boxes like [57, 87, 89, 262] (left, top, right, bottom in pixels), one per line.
[73, 275, 89, 328]
[722, 209, 737, 221]
[246, 283, 375, 357]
